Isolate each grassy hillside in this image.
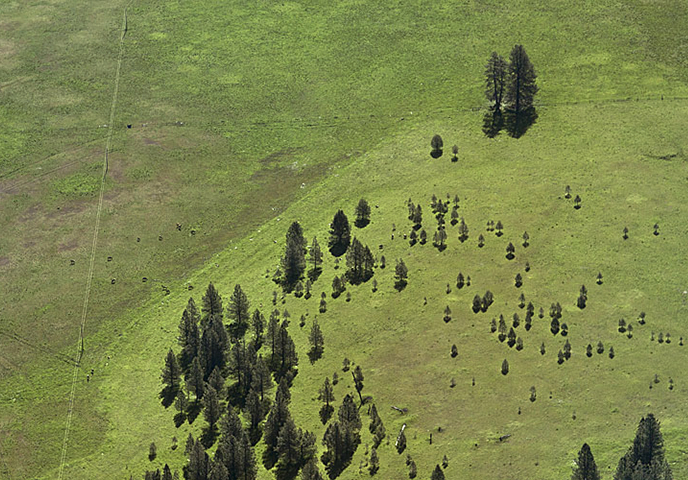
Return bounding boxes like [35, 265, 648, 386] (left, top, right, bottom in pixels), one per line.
[1, 0, 688, 479]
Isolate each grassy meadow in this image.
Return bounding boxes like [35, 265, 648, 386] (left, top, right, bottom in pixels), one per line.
[1, 0, 688, 479]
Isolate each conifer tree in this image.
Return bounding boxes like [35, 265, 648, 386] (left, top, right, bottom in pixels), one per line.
[275, 417, 303, 480]
[319, 377, 335, 425]
[186, 356, 205, 400]
[338, 394, 362, 431]
[282, 221, 307, 290]
[431, 465, 445, 480]
[355, 199, 371, 228]
[203, 385, 221, 432]
[263, 378, 293, 469]
[369, 446, 379, 475]
[505, 45, 538, 114]
[485, 52, 507, 111]
[208, 366, 225, 397]
[228, 284, 251, 342]
[458, 218, 469, 242]
[251, 309, 265, 350]
[308, 319, 325, 363]
[329, 210, 351, 257]
[412, 204, 423, 229]
[245, 386, 264, 443]
[301, 459, 324, 480]
[394, 259, 408, 291]
[614, 414, 672, 480]
[185, 439, 210, 480]
[571, 443, 601, 480]
[369, 404, 386, 448]
[160, 348, 182, 408]
[353, 365, 365, 404]
[309, 237, 323, 281]
[202, 283, 224, 327]
[178, 298, 201, 372]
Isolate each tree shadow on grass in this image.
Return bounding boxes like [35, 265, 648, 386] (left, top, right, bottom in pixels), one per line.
[505, 108, 538, 138]
[482, 109, 504, 138]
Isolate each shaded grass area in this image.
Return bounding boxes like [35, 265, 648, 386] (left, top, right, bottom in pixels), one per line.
[0, 0, 687, 478]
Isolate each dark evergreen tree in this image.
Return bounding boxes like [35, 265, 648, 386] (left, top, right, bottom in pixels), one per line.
[495, 220, 504, 236]
[228, 342, 251, 401]
[614, 414, 672, 480]
[338, 394, 362, 431]
[368, 446, 379, 475]
[208, 366, 225, 397]
[178, 298, 201, 372]
[352, 366, 364, 405]
[505, 45, 538, 114]
[458, 218, 469, 242]
[498, 315, 507, 342]
[501, 359, 509, 375]
[481, 291, 494, 312]
[515, 273, 523, 288]
[272, 321, 299, 383]
[420, 229, 427, 245]
[185, 439, 210, 480]
[408, 460, 417, 479]
[329, 210, 351, 257]
[149, 442, 157, 461]
[275, 417, 302, 480]
[443, 305, 452, 323]
[354, 199, 371, 228]
[346, 238, 374, 284]
[551, 318, 560, 335]
[251, 354, 272, 402]
[186, 356, 205, 400]
[251, 309, 265, 350]
[308, 319, 325, 364]
[209, 462, 228, 480]
[394, 259, 408, 291]
[309, 238, 323, 281]
[263, 378, 293, 469]
[245, 386, 264, 444]
[431, 465, 445, 480]
[369, 404, 386, 448]
[301, 459, 324, 480]
[485, 52, 507, 110]
[282, 222, 307, 290]
[202, 283, 224, 327]
[321, 420, 358, 479]
[319, 377, 335, 425]
[472, 295, 482, 313]
[412, 205, 423, 230]
[564, 339, 572, 359]
[203, 385, 221, 432]
[430, 134, 444, 157]
[199, 315, 230, 379]
[507, 327, 516, 347]
[506, 242, 515, 259]
[162, 464, 173, 480]
[227, 284, 250, 342]
[160, 348, 182, 408]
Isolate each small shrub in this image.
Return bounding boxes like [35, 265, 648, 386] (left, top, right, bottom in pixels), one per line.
[529, 386, 536, 402]
[609, 347, 615, 359]
[557, 350, 565, 364]
[515, 337, 523, 351]
[597, 341, 604, 354]
[501, 359, 509, 375]
[540, 342, 546, 355]
[444, 306, 452, 323]
[450, 344, 458, 358]
[490, 318, 497, 333]
[618, 318, 626, 333]
[515, 273, 523, 288]
[586, 344, 593, 357]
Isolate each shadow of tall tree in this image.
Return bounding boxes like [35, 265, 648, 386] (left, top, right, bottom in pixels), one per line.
[482, 109, 504, 138]
[505, 107, 538, 138]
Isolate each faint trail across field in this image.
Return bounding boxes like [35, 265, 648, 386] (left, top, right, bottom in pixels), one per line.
[56, 4, 131, 479]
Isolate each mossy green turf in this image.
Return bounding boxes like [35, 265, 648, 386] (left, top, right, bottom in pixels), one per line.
[1, 0, 688, 479]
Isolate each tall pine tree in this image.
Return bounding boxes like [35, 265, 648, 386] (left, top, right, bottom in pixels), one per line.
[485, 51, 507, 111]
[572, 443, 601, 480]
[328, 210, 351, 257]
[227, 284, 250, 342]
[160, 348, 182, 408]
[505, 45, 538, 114]
[614, 414, 672, 480]
[281, 222, 307, 291]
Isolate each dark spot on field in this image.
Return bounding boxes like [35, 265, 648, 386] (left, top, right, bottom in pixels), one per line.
[0, 256, 9, 267]
[58, 240, 78, 252]
[259, 148, 303, 166]
[143, 138, 161, 146]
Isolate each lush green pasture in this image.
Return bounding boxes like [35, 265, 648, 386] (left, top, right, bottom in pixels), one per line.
[1, 0, 688, 479]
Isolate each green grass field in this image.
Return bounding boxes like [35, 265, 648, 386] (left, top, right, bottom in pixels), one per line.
[1, 0, 688, 479]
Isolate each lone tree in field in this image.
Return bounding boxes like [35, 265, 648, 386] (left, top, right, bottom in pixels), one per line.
[281, 221, 307, 290]
[394, 259, 408, 291]
[308, 237, 323, 281]
[501, 359, 509, 375]
[319, 377, 335, 424]
[505, 45, 538, 114]
[329, 210, 351, 257]
[353, 365, 365, 404]
[355, 199, 371, 228]
[308, 319, 324, 364]
[614, 414, 672, 480]
[430, 134, 444, 158]
[431, 465, 446, 480]
[485, 51, 507, 111]
[451, 145, 459, 162]
[506, 242, 515, 260]
[458, 218, 469, 242]
[572, 443, 601, 480]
